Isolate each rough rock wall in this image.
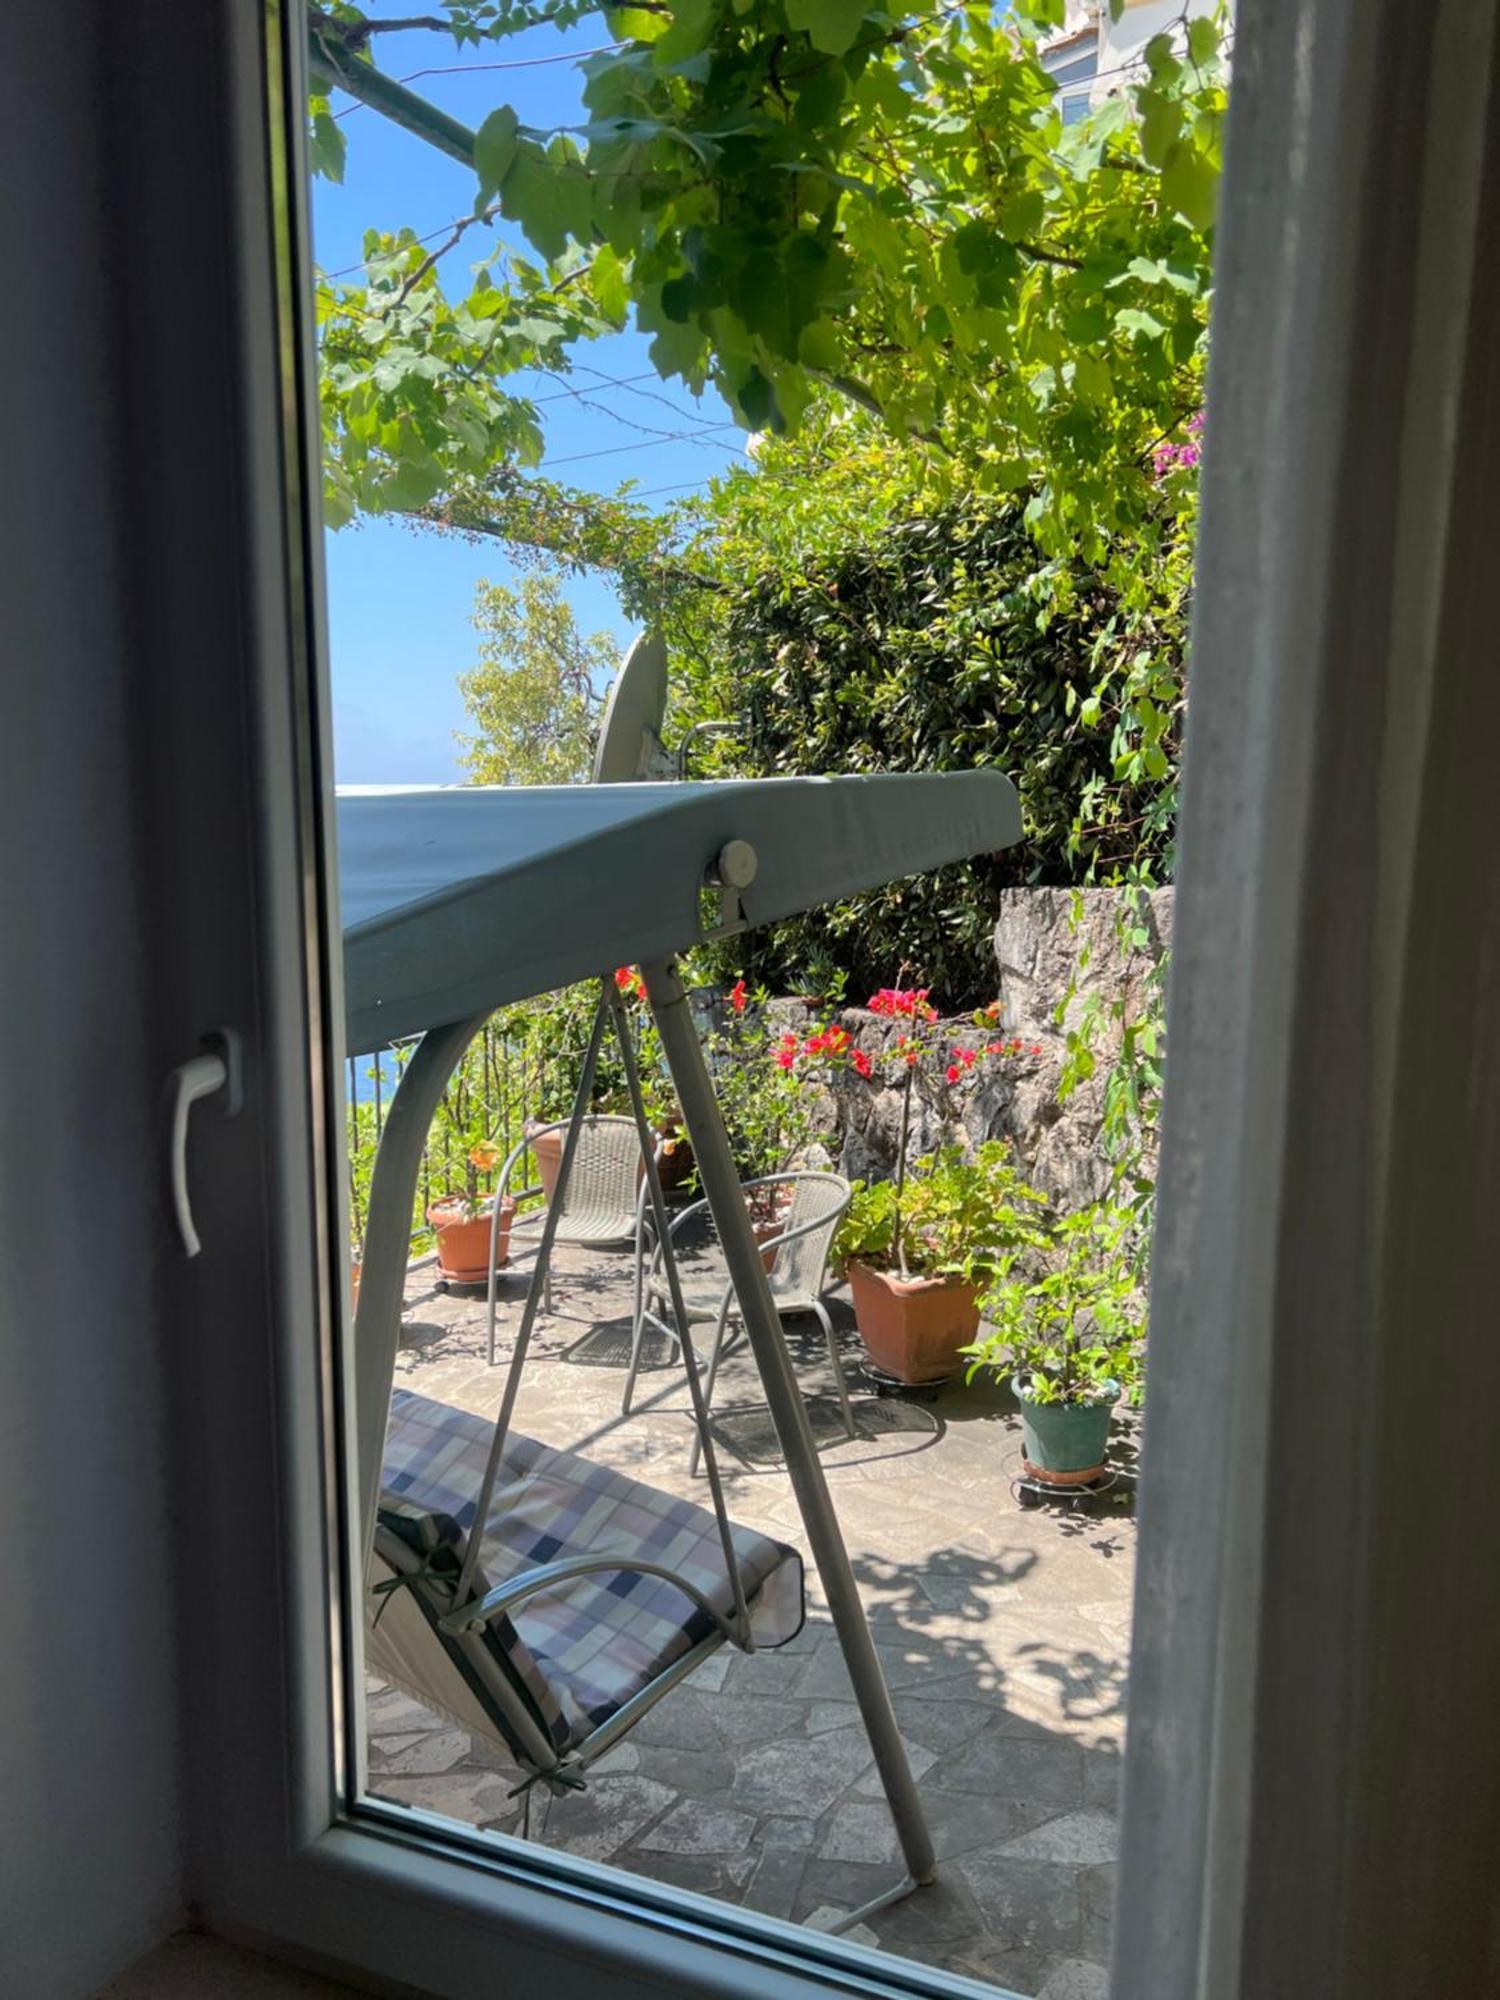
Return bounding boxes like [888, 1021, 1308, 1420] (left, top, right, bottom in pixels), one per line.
[794, 886, 1173, 1209]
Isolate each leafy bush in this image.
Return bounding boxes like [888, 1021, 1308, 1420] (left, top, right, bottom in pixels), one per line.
[835, 1142, 1046, 1287]
[723, 498, 1185, 1007]
[965, 1201, 1146, 1408]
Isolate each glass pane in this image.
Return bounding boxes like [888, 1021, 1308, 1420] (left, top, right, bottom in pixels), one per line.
[311, 8, 1228, 1993]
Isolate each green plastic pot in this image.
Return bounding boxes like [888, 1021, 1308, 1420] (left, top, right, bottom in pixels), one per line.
[1012, 1377, 1119, 1476]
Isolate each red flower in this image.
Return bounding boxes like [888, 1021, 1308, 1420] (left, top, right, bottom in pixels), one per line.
[945, 1062, 962, 1085]
[774, 1048, 795, 1071]
[986, 1041, 1006, 1056]
[614, 966, 634, 990]
[778, 1031, 798, 1050]
[904, 1050, 919, 1068]
[730, 978, 747, 1014]
[985, 1000, 1002, 1020]
[1009, 1037, 1022, 1053]
[1030, 1043, 1043, 1056]
[852, 1048, 873, 1078]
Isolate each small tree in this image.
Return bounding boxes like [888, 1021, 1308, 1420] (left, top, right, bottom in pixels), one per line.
[456, 570, 620, 786]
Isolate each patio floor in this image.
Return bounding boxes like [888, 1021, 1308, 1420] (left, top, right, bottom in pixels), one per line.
[365, 1233, 1137, 2000]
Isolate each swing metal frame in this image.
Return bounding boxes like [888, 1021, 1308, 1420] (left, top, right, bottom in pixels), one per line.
[356, 960, 938, 1917]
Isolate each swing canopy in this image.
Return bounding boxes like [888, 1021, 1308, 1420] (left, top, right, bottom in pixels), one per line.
[337, 771, 1021, 1055]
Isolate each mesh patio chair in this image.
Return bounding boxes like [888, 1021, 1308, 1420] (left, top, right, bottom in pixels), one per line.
[485, 1115, 651, 1361]
[626, 1170, 855, 1473]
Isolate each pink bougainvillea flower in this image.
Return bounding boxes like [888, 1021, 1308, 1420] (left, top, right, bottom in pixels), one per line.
[1030, 1043, 1044, 1056]
[945, 1062, 962, 1085]
[729, 978, 747, 1013]
[852, 1048, 873, 1078]
[774, 1048, 795, 1071]
[986, 1041, 1006, 1056]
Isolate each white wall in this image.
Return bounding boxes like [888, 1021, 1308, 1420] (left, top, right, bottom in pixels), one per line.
[0, 9, 186, 1995]
[1103, 0, 1227, 70]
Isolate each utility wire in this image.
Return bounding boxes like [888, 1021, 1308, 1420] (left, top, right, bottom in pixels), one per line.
[540, 428, 743, 471]
[332, 42, 625, 119]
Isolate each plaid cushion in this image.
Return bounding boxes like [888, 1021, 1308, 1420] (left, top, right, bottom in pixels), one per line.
[378, 1390, 804, 1752]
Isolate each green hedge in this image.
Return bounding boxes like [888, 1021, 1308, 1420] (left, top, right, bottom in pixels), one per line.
[722, 501, 1180, 1009]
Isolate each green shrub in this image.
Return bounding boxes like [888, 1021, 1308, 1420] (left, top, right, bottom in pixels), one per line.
[722, 499, 1184, 1007]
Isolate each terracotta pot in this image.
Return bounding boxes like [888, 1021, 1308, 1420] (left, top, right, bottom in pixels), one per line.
[349, 1259, 362, 1306]
[747, 1188, 794, 1274]
[427, 1196, 515, 1283]
[655, 1121, 695, 1191]
[846, 1259, 980, 1386]
[528, 1124, 565, 1204]
[528, 1121, 686, 1200]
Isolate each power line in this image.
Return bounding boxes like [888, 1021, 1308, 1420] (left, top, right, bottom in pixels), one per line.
[540, 427, 743, 471]
[530, 369, 656, 404]
[332, 42, 625, 120]
[624, 478, 716, 501]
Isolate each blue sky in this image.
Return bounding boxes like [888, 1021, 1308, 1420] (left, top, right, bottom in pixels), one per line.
[312, 9, 741, 783]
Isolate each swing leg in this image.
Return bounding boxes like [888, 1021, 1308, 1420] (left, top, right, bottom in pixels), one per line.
[644, 957, 937, 1890]
[687, 1295, 736, 1479]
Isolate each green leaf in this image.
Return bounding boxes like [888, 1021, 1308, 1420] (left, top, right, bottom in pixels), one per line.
[310, 103, 346, 185]
[590, 242, 630, 323]
[651, 0, 714, 65]
[1114, 307, 1165, 341]
[1161, 142, 1219, 230]
[1187, 16, 1221, 65]
[786, 0, 869, 58]
[1137, 89, 1181, 169]
[474, 106, 519, 204]
[734, 364, 777, 431]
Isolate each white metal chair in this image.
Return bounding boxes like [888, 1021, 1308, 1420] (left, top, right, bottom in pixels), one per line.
[485, 1115, 649, 1361]
[627, 1170, 855, 1472]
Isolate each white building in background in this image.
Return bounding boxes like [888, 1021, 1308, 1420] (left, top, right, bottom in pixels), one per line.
[1039, 0, 1231, 117]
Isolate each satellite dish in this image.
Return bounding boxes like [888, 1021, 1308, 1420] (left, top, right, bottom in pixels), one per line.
[592, 629, 675, 783]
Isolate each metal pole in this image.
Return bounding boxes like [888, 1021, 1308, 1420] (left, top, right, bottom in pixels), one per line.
[641, 957, 937, 1886]
[605, 983, 752, 1641]
[354, 1015, 486, 1568]
[455, 987, 612, 1607]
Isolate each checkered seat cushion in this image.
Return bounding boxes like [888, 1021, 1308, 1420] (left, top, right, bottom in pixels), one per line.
[372, 1391, 804, 1755]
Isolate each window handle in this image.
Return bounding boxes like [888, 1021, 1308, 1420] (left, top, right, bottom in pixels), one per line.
[166, 1029, 242, 1258]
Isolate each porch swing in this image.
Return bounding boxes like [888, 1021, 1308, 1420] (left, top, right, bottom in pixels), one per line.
[343, 639, 1021, 1921]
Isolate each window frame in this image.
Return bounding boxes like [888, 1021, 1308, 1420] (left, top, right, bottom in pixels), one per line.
[169, 2, 1500, 1997]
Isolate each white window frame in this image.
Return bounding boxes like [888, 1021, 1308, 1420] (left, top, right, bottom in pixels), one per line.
[165, 1, 1500, 1996]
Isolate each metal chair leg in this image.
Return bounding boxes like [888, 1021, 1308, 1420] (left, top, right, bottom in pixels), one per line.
[622, 1301, 648, 1415]
[813, 1295, 857, 1439]
[687, 1298, 734, 1478]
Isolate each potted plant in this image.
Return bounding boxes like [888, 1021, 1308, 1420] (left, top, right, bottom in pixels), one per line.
[964, 1203, 1145, 1483]
[427, 1141, 514, 1283]
[835, 1142, 1045, 1384]
[793, 981, 1044, 1384]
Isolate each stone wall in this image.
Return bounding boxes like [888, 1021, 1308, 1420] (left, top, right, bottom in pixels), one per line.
[793, 886, 1173, 1210]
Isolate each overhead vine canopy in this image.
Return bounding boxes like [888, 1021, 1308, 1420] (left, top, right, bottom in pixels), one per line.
[309, 0, 1228, 569]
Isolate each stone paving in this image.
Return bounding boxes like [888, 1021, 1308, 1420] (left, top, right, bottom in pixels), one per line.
[365, 1236, 1138, 1999]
